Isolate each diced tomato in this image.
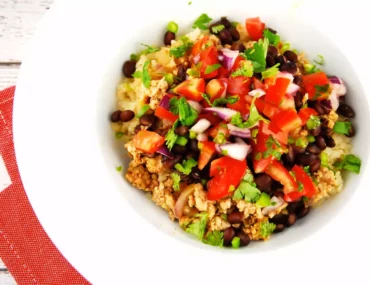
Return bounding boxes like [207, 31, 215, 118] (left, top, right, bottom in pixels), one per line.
[227, 76, 251, 96]
[252, 77, 266, 91]
[254, 157, 274, 174]
[284, 191, 303, 203]
[217, 66, 230, 78]
[280, 94, 295, 110]
[298, 107, 318, 125]
[206, 79, 226, 102]
[199, 46, 220, 79]
[254, 97, 266, 113]
[226, 94, 250, 115]
[245, 17, 265, 41]
[196, 113, 221, 126]
[198, 141, 216, 170]
[132, 130, 165, 154]
[301, 71, 330, 100]
[292, 165, 317, 198]
[245, 95, 254, 104]
[207, 156, 247, 200]
[253, 129, 275, 173]
[191, 36, 210, 57]
[261, 121, 288, 145]
[173, 78, 205, 102]
[263, 77, 275, 88]
[208, 123, 229, 139]
[231, 56, 248, 73]
[265, 77, 291, 106]
[154, 106, 178, 123]
[263, 101, 280, 119]
[265, 160, 298, 193]
[271, 109, 302, 132]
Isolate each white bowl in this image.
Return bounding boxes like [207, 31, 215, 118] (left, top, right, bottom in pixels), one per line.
[13, 0, 370, 284]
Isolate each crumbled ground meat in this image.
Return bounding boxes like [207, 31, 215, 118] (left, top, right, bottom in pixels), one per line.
[322, 110, 339, 128]
[243, 216, 270, 241]
[152, 185, 176, 220]
[311, 166, 342, 205]
[126, 163, 159, 191]
[209, 216, 231, 231]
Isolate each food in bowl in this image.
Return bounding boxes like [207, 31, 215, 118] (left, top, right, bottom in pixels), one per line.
[110, 15, 361, 248]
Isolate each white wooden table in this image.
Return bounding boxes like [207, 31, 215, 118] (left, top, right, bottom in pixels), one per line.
[0, 0, 54, 283]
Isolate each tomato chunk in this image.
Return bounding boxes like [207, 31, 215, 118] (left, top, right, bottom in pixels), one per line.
[261, 121, 288, 145]
[198, 141, 216, 170]
[132, 130, 165, 154]
[227, 76, 251, 96]
[154, 106, 178, 123]
[265, 77, 291, 106]
[196, 113, 221, 126]
[271, 109, 302, 132]
[191, 36, 210, 57]
[199, 46, 220, 79]
[302, 72, 330, 100]
[265, 160, 297, 193]
[173, 78, 205, 102]
[206, 79, 226, 102]
[246, 17, 265, 41]
[298, 107, 318, 125]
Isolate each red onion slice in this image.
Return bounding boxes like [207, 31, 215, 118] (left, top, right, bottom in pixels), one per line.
[227, 124, 251, 138]
[286, 83, 300, 95]
[187, 100, 203, 113]
[174, 185, 196, 219]
[218, 143, 251, 161]
[329, 76, 346, 96]
[193, 54, 200, 64]
[261, 196, 285, 215]
[190, 119, 211, 134]
[204, 107, 237, 121]
[328, 91, 339, 111]
[159, 94, 171, 109]
[276, 71, 294, 82]
[156, 145, 173, 159]
[220, 48, 239, 70]
[248, 89, 266, 97]
[197, 133, 208, 142]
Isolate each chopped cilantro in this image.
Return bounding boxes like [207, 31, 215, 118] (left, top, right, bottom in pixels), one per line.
[211, 24, 225, 34]
[281, 42, 291, 53]
[134, 61, 151, 88]
[201, 93, 212, 105]
[314, 54, 325, 65]
[263, 29, 280, 46]
[130, 54, 138, 61]
[313, 84, 330, 99]
[288, 137, 295, 144]
[170, 41, 193, 58]
[171, 173, 181, 191]
[333, 121, 352, 135]
[231, 236, 240, 248]
[115, 132, 124, 139]
[334, 154, 361, 174]
[231, 60, 253, 77]
[203, 231, 224, 247]
[260, 222, 276, 238]
[167, 21, 178, 33]
[303, 166, 311, 175]
[135, 104, 150, 118]
[192, 13, 212, 30]
[231, 97, 268, 128]
[205, 63, 222, 75]
[261, 63, 280, 80]
[169, 97, 198, 126]
[212, 96, 239, 106]
[221, 214, 228, 221]
[255, 152, 262, 160]
[302, 196, 309, 202]
[232, 21, 239, 27]
[243, 38, 269, 73]
[165, 120, 179, 150]
[263, 136, 282, 160]
[164, 73, 174, 85]
[186, 213, 208, 240]
[116, 166, 123, 172]
[243, 169, 254, 183]
[297, 182, 304, 192]
[306, 115, 321, 130]
[251, 128, 259, 138]
[233, 181, 261, 202]
[256, 192, 271, 207]
[187, 68, 201, 78]
[132, 70, 142, 78]
[304, 63, 317, 74]
[175, 158, 198, 175]
[140, 44, 160, 55]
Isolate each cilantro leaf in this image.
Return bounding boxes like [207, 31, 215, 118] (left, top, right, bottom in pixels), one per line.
[211, 24, 225, 34]
[130, 54, 139, 61]
[314, 54, 325, 65]
[201, 93, 212, 106]
[260, 222, 276, 238]
[231, 60, 253, 77]
[243, 38, 269, 73]
[165, 120, 179, 150]
[306, 115, 321, 130]
[170, 97, 198, 126]
[297, 181, 304, 192]
[231, 97, 268, 128]
[142, 60, 151, 88]
[170, 41, 193, 58]
[334, 154, 362, 174]
[256, 192, 271, 207]
[233, 181, 261, 202]
[140, 44, 160, 55]
[261, 63, 280, 80]
[171, 173, 181, 191]
[186, 213, 208, 240]
[333, 121, 352, 135]
[175, 158, 198, 175]
[263, 29, 280, 46]
[243, 169, 254, 183]
[205, 63, 222, 75]
[313, 84, 330, 99]
[192, 13, 212, 30]
[203, 231, 224, 246]
[115, 132, 124, 139]
[212, 96, 239, 106]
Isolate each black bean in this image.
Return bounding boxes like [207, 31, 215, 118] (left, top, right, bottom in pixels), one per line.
[266, 55, 276, 67]
[280, 62, 297, 74]
[287, 202, 301, 214]
[311, 126, 322, 137]
[230, 43, 245, 53]
[297, 206, 310, 219]
[191, 169, 202, 181]
[227, 212, 244, 224]
[309, 160, 321, 173]
[140, 114, 156, 126]
[293, 75, 303, 87]
[321, 126, 333, 136]
[120, 110, 135, 122]
[219, 29, 233, 45]
[296, 152, 317, 166]
[274, 190, 285, 200]
[283, 50, 298, 63]
[220, 17, 232, 28]
[292, 145, 305, 155]
[223, 227, 235, 246]
[324, 136, 336, 148]
[172, 144, 187, 154]
[276, 55, 287, 66]
[339, 96, 346, 103]
[134, 125, 142, 134]
[286, 145, 295, 164]
[274, 224, 285, 233]
[313, 102, 325, 115]
[315, 136, 326, 150]
[185, 152, 198, 160]
[175, 125, 189, 136]
[237, 232, 251, 247]
[319, 101, 331, 114]
[346, 124, 355, 137]
[177, 64, 187, 83]
[164, 31, 175, 46]
[110, 110, 121, 122]
[294, 91, 304, 110]
[337, 103, 355, 118]
[286, 213, 297, 227]
[306, 143, 321, 155]
[122, 60, 137, 78]
[255, 174, 272, 192]
[267, 46, 278, 57]
[270, 214, 287, 225]
[189, 139, 199, 152]
[268, 27, 277, 34]
[320, 118, 329, 127]
[228, 27, 240, 41]
[162, 155, 182, 169]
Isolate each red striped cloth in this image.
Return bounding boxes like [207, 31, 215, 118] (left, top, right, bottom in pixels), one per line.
[0, 86, 90, 285]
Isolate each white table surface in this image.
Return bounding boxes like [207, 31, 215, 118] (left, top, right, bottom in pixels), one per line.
[0, 0, 54, 283]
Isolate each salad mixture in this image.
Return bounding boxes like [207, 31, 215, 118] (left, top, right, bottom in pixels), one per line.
[110, 15, 361, 248]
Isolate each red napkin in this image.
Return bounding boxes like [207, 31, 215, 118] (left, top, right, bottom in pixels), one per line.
[0, 86, 90, 285]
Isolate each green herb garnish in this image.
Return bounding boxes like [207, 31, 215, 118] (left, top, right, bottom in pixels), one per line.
[186, 213, 208, 240]
[169, 97, 198, 126]
[115, 132, 124, 139]
[334, 154, 361, 174]
[130, 54, 138, 61]
[231, 61, 253, 77]
[263, 29, 280, 46]
[165, 120, 179, 150]
[175, 158, 198, 175]
[306, 115, 321, 130]
[140, 44, 160, 55]
[231, 97, 268, 128]
[233, 181, 261, 202]
[260, 222, 276, 238]
[212, 96, 239, 106]
[211, 24, 225, 34]
[333, 121, 352, 135]
[171, 173, 181, 191]
[203, 231, 224, 247]
[314, 54, 325, 65]
[205, 63, 222, 75]
[243, 38, 269, 73]
[167, 21, 179, 33]
[170, 41, 193, 58]
[192, 13, 212, 30]
[135, 104, 150, 118]
[261, 63, 280, 81]
[256, 192, 271, 207]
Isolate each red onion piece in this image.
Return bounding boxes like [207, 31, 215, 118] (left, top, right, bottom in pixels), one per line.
[261, 196, 285, 215]
[174, 185, 196, 219]
[187, 100, 203, 113]
[159, 94, 171, 110]
[328, 91, 339, 111]
[276, 71, 294, 82]
[204, 107, 237, 121]
[190, 119, 211, 134]
[286, 83, 300, 95]
[193, 54, 200, 64]
[156, 145, 173, 159]
[218, 54, 224, 62]
[220, 48, 239, 70]
[248, 89, 266, 97]
[329, 76, 347, 96]
[227, 124, 251, 138]
[197, 133, 208, 142]
[328, 76, 341, 85]
[218, 143, 251, 161]
[221, 82, 228, 98]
